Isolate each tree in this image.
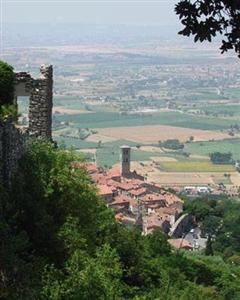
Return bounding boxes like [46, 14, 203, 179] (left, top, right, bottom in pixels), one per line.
[147, 229, 171, 257]
[159, 139, 184, 150]
[189, 136, 194, 142]
[210, 152, 232, 164]
[98, 140, 102, 148]
[42, 243, 123, 300]
[2, 140, 240, 298]
[0, 61, 15, 106]
[205, 236, 214, 256]
[175, 0, 240, 57]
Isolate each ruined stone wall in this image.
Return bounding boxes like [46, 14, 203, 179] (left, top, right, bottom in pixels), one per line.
[29, 65, 53, 139]
[15, 65, 53, 140]
[0, 65, 53, 187]
[0, 118, 25, 186]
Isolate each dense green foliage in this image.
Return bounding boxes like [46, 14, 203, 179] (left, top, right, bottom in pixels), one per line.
[0, 61, 15, 107]
[1, 141, 240, 299]
[210, 152, 233, 164]
[159, 139, 184, 150]
[176, 0, 240, 57]
[185, 197, 240, 258]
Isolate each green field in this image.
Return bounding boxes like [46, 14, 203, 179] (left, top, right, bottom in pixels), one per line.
[54, 111, 236, 130]
[95, 140, 168, 168]
[186, 138, 240, 161]
[158, 160, 235, 172]
[177, 88, 224, 102]
[96, 140, 141, 167]
[53, 136, 97, 149]
[225, 88, 240, 99]
[203, 104, 240, 116]
[54, 96, 88, 110]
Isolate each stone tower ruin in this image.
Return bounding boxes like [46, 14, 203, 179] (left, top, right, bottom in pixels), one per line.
[0, 65, 53, 186]
[14, 64, 53, 139]
[120, 145, 131, 177]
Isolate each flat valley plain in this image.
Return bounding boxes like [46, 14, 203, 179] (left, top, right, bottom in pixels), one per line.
[95, 125, 235, 143]
[13, 43, 240, 187]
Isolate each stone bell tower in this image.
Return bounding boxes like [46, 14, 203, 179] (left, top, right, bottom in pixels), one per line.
[120, 145, 131, 177]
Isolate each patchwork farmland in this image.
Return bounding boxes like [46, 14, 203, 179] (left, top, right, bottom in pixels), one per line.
[96, 125, 234, 143]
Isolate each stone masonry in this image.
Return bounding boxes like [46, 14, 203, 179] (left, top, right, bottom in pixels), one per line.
[14, 64, 53, 139]
[0, 65, 53, 186]
[0, 118, 25, 186]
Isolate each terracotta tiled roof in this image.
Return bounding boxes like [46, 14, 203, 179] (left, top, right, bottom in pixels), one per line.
[92, 173, 108, 185]
[107, 164, 121, 178]
[129, 198, 138, 208]
[156, 207, 180, 216]
[141, 193, 166, 202]
[143, 213, 170, 229]
[117, 182, 136, 191]
[168, 239, 193, 249]
[115, 212, 124, 221]
[98, 184, 114, 196]
[72, 162, 98, 174]
[85, 163, 99, 174]
[111, 195, 131, 205]
[115, 212, 135, 223]
[128, 187, 147, 197]
[164, 193, 183, 205]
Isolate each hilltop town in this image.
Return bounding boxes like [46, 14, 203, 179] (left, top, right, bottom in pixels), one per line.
[0, 63, 199, 250]
[73, 145, 201, 250]
[2, 2, 240, 297]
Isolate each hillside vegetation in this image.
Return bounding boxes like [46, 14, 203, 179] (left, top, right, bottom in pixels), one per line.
[0, 140, 240, 299]
[0, 61, 17, 118]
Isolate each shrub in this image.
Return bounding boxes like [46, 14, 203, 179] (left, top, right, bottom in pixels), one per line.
[159, 139, 184, 150]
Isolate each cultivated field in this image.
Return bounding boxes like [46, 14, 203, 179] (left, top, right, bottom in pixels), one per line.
[54, 111, 237, 130]
[86, 134, 117, 143]
[158, 161, 235, 172]
[131, 161, 236, 186]
[53, 136, 97, 149]
[186, 138, 240, 161]
[53, 106, 90, 115]
[151, 156, 177, 162]
[138, 146, 164, 153]
[96, 125, 233, 143]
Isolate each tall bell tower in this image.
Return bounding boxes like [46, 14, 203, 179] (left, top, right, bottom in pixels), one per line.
[120, 145, 131, 177]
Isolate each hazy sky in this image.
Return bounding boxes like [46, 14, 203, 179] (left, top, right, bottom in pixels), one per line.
[3, 0, 178, 26]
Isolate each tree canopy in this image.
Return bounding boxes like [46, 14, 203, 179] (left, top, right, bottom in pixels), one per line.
[1, 140, 240, 299]
[175, 0, 240, 57]
[210, 152, 233, 164]
[159, 139, 184, 150]
[0, 61, 15, 106]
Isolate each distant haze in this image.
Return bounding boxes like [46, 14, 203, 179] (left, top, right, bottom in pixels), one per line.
[4, 0, 178, 26]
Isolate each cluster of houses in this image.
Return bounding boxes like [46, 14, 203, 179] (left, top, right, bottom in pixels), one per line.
[74, 146, 194, 249]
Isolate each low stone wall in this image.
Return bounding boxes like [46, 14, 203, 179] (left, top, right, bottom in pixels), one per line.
[0, 118, 25, 186]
